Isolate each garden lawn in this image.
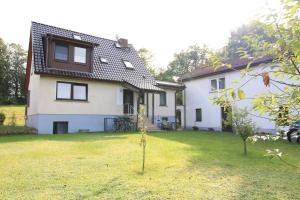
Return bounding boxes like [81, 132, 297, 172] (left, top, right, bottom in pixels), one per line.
[0, 105, 25, 126]
[0, 131, 299, 200]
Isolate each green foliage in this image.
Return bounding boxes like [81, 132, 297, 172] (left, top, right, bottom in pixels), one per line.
[158, 44, 220, 81]
[222, 21, 277, 59]
[138, 48, 157, 77]
[0, 112, 5, 125]
[0, 125, 37, 136]
[226, 107, 256, 155]
[0, 38, 27, 104]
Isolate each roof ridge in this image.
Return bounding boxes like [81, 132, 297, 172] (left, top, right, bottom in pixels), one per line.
[31, 21, 120, 43]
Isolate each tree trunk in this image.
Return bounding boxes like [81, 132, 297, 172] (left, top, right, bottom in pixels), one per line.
[243, 139, 247, 156]
[142, 143, 145, 174]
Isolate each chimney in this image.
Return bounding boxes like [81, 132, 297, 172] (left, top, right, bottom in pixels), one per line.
[117, 38, 128, 48]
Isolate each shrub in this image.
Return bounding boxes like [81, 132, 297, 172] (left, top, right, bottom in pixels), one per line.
[0, 112, 5, 125]
[0, 126, 37, 136]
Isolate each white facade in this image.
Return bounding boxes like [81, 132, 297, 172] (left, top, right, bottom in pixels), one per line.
[26, 74, 177, 134]
[184, 63, 294, 133]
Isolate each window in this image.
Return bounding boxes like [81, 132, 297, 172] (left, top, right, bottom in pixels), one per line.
[124, 60, 134, 69]
[211, 78, 225, 91]
[55, 44, 68, 62]
[162, 117, 168, 122]
[74, 47, 87, 64]
[100, 57, 108, 64]
[53, 122, 68, 134]
[196, 108, 202, 122]
[57, 82, 72, 99]
[139, 93, 145, 104]
[160, 92, 167, 106]
[219, 78, 225, 89]
[211, 79, 217, 91]
[56, 82, 88, 101]
[73, 34, 81, 40]
[73, 85, 87, 100]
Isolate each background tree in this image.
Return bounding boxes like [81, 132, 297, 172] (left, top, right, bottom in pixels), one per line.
[138, 48, 157, 77]
[222, 21, 276, 59]
[7, 43, 27, 104]
[0, 39, 26, 105]
[0, 38, 10, 104]
[158, 45, 219, 81]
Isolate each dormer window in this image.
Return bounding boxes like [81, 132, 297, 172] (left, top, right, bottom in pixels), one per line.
[124, 60, 134, 69]
[74, 47, 86, 64]
[55, 44, 68, 62]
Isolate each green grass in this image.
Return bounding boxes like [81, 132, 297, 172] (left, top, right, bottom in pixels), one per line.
[0, 105, 25, 126]
[0, 131, 299, 200]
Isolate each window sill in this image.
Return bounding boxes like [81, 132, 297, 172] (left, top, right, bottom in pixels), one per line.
[159, 105, 167, 107]
[55, 99, 89, 103]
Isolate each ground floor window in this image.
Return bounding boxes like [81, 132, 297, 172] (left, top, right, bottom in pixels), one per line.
[196, 108, 202, 122]
[53, 121, 68, 134]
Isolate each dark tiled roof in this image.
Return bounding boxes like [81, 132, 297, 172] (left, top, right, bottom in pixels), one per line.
[31, 22, 160, 91]
[181, 56, 273, 81]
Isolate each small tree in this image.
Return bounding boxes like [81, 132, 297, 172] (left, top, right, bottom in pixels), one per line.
[138, 105, 147, 174]
[227, 107, 256, 155]
[0, 112, 5, 125]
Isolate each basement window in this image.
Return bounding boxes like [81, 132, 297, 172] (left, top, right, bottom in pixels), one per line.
[123, 60, 134, 69]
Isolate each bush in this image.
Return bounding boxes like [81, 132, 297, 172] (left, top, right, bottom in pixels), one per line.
[0, 112, 5, 125]
[192, 126, 199, 131]
[0, 126, 37, 136]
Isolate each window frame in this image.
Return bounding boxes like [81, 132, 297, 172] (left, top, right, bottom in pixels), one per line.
[210, 77, 225, 92]
[56, 81, 88, 101]
[159, 92, 167, 106]
[219, 77, 225, 90]
[54, 43, 69, 62]
[210, 79, 217, 92]
[195, 108, 202, 122]
[74, 46, 87, 64]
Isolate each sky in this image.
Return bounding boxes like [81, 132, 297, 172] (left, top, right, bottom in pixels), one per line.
[0, 0, 280, 68]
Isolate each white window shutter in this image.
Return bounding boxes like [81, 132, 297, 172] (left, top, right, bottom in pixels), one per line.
[117, 88, 123, 105]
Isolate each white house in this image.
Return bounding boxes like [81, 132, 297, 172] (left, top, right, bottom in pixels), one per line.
[25, 22, 183, 134]
[181, 57, 294, 134]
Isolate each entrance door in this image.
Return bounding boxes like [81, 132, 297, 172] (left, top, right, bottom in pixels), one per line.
[123, 90, 134, 114]
[221, 107, 232, 132]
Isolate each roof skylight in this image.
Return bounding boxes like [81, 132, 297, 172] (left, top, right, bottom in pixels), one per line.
[73, 34, 82, 40]
[100, 57, 108, 64]
[123, 60, 134, 69]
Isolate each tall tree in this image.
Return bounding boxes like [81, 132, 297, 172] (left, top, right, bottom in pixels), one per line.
[138, 48, 157, 77]
[7, 43, 27, 104]
[222, 21, 276, 59]
[0, 38, 10, 104]
[158, 45, 219, 81]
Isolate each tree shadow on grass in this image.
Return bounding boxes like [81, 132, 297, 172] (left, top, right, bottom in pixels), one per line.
[0, 132, 134, 144]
